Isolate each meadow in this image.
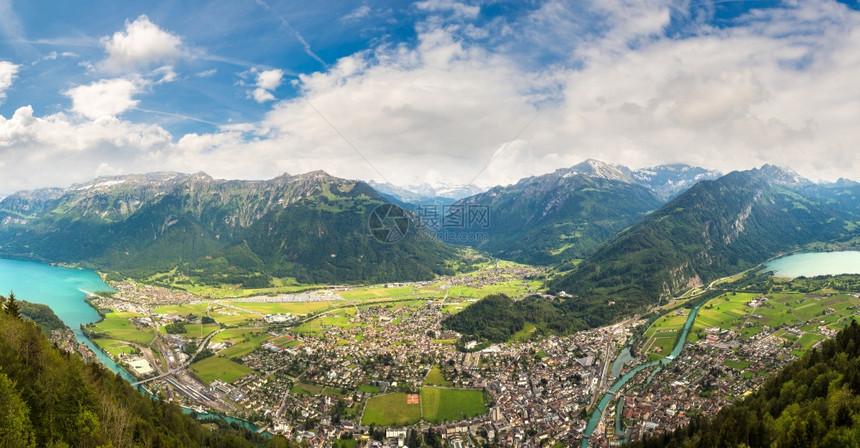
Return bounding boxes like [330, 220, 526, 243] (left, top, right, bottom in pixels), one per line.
[423, 365, 453, 387]
[90, 310, 156, 345]
[361, 393, 422, 427]
[190, 356, 253, 384]
[421, 387, 487, 424]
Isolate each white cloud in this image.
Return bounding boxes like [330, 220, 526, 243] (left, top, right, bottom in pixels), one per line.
[250, 69, 284, 103]
[0, 105, 172, 190]
[0, 60, 19, 101]
[252, 88, 275, 103]
[341, 5, 371, 22]
[153, 65, 178, 84]
[415, 0, 480, 19]
[64, 78, 142, 119]
[195, 68, 217, 78]
[100, 15, 182, 73]
[257, 69, 283, 90]
[2, 0, 860, 194]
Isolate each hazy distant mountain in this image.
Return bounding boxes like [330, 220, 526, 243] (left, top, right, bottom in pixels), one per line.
[550, 164, 860, 326]
[437, 159, 719, 264]
[630, 163, 722, 199]
[368, 180, 486, 205]
[0, 171, 454, 286]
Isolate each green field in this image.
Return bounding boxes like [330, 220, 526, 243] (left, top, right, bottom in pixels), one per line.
[190, 356, 253, 384]
[357, 384, 381, 394]
[90, 311, 156, 345]
[94, 339, 138, 357]
[421, 387, 487, 424]
[294, 308, 363, 334]
[640, 311, 689, 359]
[724, 359, 751, 370]
[208, 308, 258, 326]
[510, 323, 537, 343]
[217, 330, 271, 358]
[340, 286, 416, 300]
[361, 393, 422, 427]
[291, 382, 324, 396]
[153, 303, 211, 315]
[690, 291, 860, 351]
[441, 301, 473, 314]
[423, 365, 453, 387]
[332, 439, 357, 448]
[234, 301, 333, 315]
[159, 323, 220, 338]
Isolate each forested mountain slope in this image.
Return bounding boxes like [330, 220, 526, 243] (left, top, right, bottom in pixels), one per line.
[551, 165, 860, 327]
[0, 171, 454, 285]
[0, 302, 289, 448]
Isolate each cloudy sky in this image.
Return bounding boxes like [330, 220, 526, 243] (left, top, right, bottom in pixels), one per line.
[0, 0, 858, 193]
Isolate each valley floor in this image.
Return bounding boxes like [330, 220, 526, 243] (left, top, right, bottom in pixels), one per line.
[70, 265, 860, 448]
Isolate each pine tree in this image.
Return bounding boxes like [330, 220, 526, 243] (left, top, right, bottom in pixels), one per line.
[4, 292, 20, 319]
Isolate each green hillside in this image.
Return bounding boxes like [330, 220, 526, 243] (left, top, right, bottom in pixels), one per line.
[0, 300, 289, 448]
[442, 294, 585, 343]
[0, 171, 455, 286]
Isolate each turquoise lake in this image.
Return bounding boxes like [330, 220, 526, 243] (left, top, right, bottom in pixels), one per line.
[0, 258, 113, 328]
[765, 251, 860, 278]
[0, 258, 141, 382]
[0, 258, 267, 432]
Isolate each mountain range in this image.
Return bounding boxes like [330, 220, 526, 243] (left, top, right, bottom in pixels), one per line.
[549, 164, 860, 326]
[1, 160, 857, 313]
[368, 180, 486, 206]
[437, 160, 721, 264]
[0, 171, 454, 286]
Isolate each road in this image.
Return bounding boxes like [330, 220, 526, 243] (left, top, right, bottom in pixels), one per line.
[131, 327, 222, 386]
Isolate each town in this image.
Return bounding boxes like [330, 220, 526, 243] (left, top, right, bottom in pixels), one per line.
[60, 267, 860, 448]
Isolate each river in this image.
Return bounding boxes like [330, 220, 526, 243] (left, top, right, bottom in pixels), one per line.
[580, 301, 705, 448]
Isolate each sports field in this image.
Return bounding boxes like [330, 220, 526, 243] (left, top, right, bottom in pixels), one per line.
[421, 387, 487, 423]
[190, 356, 253, 384]
[361, 393, 422, 427]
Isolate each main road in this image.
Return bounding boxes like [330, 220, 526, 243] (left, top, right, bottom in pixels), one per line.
[131, 327, 222, 386]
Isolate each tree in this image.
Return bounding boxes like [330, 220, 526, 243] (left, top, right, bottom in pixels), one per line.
[0, 373, 36, 448]
[407, 429, 422, 448]
[4, 292, 20, 319]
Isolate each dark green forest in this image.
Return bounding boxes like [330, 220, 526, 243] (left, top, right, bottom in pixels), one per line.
[0, 296, 293, 448]
[627, 320, 860, 447]
[441, 294, 585, 343]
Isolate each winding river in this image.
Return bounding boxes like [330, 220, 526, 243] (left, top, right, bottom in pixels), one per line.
[580, 301, 705, 448]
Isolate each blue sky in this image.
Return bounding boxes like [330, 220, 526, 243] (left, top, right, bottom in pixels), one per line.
[1, 0, 859, 192]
